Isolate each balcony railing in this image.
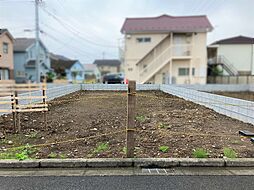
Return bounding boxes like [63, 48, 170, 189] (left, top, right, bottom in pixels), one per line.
[172, 44, 192, 57]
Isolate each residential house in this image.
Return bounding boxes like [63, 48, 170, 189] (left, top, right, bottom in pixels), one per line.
[120, 14, 213, 84]
[51, 59, 85, 83]
[208, 36, 254, 76]
[14, 38, 51, 83]
[93, 59, 121, 76]
[83, 64, 101, 83]
[0, 29, 14, 83]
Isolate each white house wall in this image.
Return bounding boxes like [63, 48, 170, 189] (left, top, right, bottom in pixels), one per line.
[217, 44, 253, 73]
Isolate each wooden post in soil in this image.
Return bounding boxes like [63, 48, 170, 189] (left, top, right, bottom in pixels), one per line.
[126, 80, 136, 158]
[42, 78, 47, 127]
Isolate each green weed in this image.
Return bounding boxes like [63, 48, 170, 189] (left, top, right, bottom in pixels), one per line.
[48, 152, 57, 158]
[135, 115, 146, 122]
[94, 143, 109, 154]
[192, 148, 208, 158]
[159, 146, 169, 153]
[0, 144, 37, 160]
[223, 148, 237, 158]
[158, 123, 171, 129]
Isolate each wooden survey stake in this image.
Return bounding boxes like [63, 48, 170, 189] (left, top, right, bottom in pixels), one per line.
[126, 81, 136, 158]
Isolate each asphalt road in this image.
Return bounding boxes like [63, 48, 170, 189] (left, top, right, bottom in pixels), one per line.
[0, 175, 254, 190]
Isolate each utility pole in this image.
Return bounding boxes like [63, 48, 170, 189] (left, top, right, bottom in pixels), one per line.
[35, 0, 40, 83]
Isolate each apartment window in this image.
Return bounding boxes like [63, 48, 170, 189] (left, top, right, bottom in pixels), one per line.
[128, 68, 133, 71]
[3, 43, 8, 54]
[178, 68, 189, 76]
[178, 68, 195, 76]
[0, 69, 9, 80]
[136, 37, 151, 43]
[192, 68, 195, 76]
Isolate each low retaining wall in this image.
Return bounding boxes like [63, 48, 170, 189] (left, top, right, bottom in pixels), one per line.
[161, 85, 254, 125]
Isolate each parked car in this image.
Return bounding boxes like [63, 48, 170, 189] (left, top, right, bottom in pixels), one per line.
[102, 73, 124, 84]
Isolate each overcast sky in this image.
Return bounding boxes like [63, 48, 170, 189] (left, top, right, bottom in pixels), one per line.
[0, 0, 254, 63]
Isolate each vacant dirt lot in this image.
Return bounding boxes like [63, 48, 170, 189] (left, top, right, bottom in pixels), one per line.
[214, 91, 254, 102]
[0, 91, 254, 159]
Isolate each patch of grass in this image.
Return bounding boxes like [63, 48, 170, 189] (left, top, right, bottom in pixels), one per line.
[135, 115, 146, 122]
[94, 143, 109, 154]
[48, 152, 57, 158]
[192, 148, 208, 158]
[158, 122, 171, 129]
[159, 146, 169, 153]
[223, 148, 237, 158]
[0, 144, 38, 160]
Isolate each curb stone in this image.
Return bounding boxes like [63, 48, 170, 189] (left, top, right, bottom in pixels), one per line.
[179, 158, 225, 167]
[0, 158, 254, 168]
[225, 158, 254, 167]
[0, 160, 40, 168]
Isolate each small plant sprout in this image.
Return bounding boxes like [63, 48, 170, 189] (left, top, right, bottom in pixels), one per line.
[94, 142, 109, 154]
[158, 122, 171, 129]
[223, 148, 237, 158]
[159, 146, 169, 153]
[48, 152, 57, 158]
[122, 147, 127, 154]
[192, 148, 209, 158]
[135, 115, 146, 122]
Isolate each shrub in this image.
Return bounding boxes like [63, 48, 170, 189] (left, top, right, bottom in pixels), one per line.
[192, 148, 208, 158]
[159, 146, 169, 153]
[223, 148, 237, 158]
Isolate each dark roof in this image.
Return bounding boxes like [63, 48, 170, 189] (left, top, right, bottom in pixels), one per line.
[0, 28, 14, 41]
[50, 53, 70, 61]
[212, 36, 254, 45]
[14, 38, 36, 52]
[0, 29, 8, 35]
[121, 14, 213, 34]
[93, 59, 121, 67]
[51, 59, 78, 70]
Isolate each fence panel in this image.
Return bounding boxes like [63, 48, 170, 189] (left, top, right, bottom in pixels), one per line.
[160, 85, 254, 125]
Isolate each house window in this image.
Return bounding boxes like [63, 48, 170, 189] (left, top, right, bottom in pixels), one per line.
[0, 69, 9, 80]
[16, 71, 26, 78]
[3, 43, 8, 54]
[136, 37, 151, 43]
[178, 68, 189, 76]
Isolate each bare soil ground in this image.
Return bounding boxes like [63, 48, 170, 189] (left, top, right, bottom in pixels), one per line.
[214, 91, 254, 102]
[0, 91, 254, 159]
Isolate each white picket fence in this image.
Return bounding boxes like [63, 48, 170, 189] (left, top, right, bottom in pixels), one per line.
[1, 84, 254, 125]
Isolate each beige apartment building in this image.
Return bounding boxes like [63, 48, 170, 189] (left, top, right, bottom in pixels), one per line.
[120, 14, 213, 84]
[0, 29, 14, 83]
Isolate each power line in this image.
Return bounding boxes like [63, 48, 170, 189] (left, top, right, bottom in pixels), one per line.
[41, 30, 99, 61]
[39, 5, 118, 49]
[53, 0, 114, 46]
